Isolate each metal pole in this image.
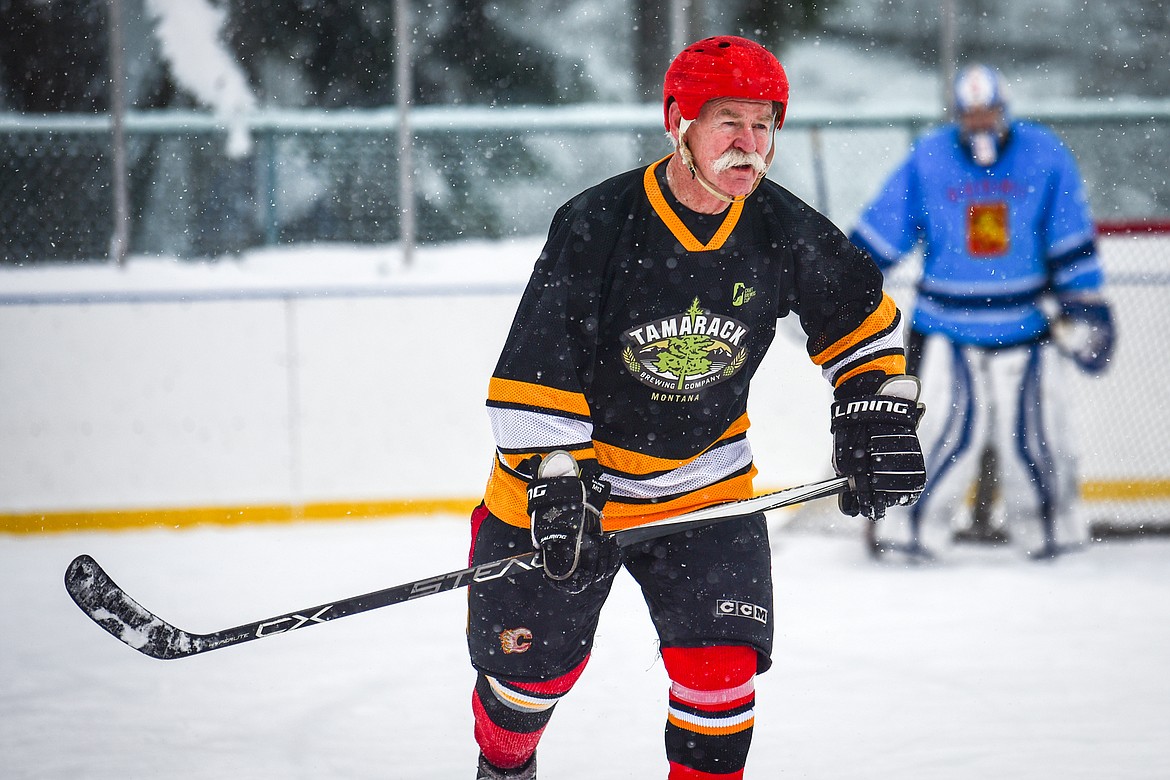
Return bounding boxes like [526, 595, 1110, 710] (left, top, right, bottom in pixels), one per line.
[809, 125, 829, 217]
[395, 0, 415, 267]
[263, 132, 279, 246]
[670, 0, 691, 55]
[107, 0, 130, 266]
[940, 0, 958, 116]
[284, 297, 303, 521]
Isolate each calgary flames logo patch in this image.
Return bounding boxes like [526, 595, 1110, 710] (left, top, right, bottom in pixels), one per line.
[621, 298, 750, 393]
[500, 627, 533, 654]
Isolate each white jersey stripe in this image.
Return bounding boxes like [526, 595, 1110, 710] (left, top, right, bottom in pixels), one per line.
[488, 406, 593, 451]
[667, 705, 755, 730]
[670, 677, 756, 706]
[603, 437, 754, 500]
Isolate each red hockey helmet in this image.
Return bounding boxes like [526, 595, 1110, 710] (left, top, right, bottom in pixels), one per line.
[663, 36, 790, 131]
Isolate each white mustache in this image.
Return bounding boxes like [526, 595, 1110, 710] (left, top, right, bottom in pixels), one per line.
[712, 149, 767, 174]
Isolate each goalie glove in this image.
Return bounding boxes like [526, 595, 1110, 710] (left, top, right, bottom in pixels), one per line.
[831, 375, 927, 520]
[1051, 297, 1114, 375]
[526, 451, 619, 594]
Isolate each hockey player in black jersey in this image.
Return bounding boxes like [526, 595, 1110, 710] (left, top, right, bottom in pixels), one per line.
[468, 35, 926, 780]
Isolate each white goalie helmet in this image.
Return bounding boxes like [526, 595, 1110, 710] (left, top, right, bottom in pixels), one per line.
[953, 64, 1011, 166]
[953, 64, 1010, 114]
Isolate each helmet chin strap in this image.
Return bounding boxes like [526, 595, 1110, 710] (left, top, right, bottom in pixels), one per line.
[676, 118, 777, 204]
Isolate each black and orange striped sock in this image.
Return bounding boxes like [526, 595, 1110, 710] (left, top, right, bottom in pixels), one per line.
[472, 656, 589, 771]
[662, 645, 758, 779]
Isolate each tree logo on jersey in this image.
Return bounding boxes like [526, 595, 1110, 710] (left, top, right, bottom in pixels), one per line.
[967, 201, 1009, 256]
[620, 298, 750, 393]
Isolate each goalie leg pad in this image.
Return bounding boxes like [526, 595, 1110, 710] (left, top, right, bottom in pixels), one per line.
[472, 656, 589, 770]
[662, 645, 757, 779]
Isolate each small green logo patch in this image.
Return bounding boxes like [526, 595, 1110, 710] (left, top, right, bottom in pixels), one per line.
[731, 282, 756, 307]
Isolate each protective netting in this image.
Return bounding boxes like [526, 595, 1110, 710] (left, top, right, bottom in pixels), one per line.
[1074, 223, 1170, 536]
[3, 108, 1167, 263]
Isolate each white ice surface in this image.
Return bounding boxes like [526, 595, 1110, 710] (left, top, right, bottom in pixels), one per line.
[3, 516, 1169, 779]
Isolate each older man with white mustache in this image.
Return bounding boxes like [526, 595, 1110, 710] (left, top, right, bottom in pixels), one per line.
[467, 35, 924, 780]
[666, 98, 776, 213]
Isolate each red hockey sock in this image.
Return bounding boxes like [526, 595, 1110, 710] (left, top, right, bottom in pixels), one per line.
[472, 656, 589, 770]
[661, 645, 758, 780]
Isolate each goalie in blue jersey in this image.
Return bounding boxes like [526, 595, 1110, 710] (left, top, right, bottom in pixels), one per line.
[849, 64, 1115, 559]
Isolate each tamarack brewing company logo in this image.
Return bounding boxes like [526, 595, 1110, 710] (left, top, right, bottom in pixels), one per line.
[621, 298, 750, 394]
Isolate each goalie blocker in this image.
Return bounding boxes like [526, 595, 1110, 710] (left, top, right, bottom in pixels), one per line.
[1050, 297, 1115, 375]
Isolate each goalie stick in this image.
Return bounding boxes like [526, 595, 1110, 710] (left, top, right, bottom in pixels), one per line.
[65, 475, 848, 660]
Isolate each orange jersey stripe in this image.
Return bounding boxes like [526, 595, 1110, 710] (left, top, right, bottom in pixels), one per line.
[667, 713, 755, 737]
[834, 352, 907, 388]
[593, 414, 751, 476]
[600, 467, 757, 531]
[485, 460, 756, 531]
[484, 445, 599, 526]
[483, 465, 529, 527]
[488, 377, 591, 418]
[644, 157, 744, 252]
[810, 292, 898, 366]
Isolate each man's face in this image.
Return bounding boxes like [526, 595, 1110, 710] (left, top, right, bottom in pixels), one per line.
[684, 98, 776, 197]
[959, 105, 1006, 137]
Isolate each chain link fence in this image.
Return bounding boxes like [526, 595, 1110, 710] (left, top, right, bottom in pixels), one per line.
[2, 101, 1169, 263]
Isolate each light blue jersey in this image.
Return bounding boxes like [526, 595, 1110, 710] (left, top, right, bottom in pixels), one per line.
[851, 121, 1103, 346]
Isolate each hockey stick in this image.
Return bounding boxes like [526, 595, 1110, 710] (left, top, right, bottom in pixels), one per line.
[65, 475, 848, 660]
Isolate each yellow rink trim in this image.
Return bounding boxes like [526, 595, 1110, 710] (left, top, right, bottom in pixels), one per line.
[0, 497, 481, 534]
[1081, 479, 1170, 501]
[3, 479, 1170, 535]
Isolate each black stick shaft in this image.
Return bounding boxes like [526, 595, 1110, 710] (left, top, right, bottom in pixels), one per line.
[65, 476, 847, 660]
[64, 549, 545, 659]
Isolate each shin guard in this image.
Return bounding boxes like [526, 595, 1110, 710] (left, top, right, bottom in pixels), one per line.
[662, 645, 758, 779]
[472, 656, 588, 771]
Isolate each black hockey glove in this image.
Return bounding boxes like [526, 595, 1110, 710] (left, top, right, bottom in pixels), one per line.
[525, 451, 620, 594]
[1050, 297, 1115, 375]
[831, 375, 927, 520]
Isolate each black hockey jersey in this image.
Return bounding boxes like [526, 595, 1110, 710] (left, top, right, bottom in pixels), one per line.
[483, 156, 905, 531]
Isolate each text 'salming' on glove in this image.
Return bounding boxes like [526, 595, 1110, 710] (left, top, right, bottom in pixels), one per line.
[526, 450, 619, 594]
[830, 375, 927, 520]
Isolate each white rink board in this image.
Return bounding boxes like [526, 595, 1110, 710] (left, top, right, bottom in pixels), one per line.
[1, 235, 1166, 518]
